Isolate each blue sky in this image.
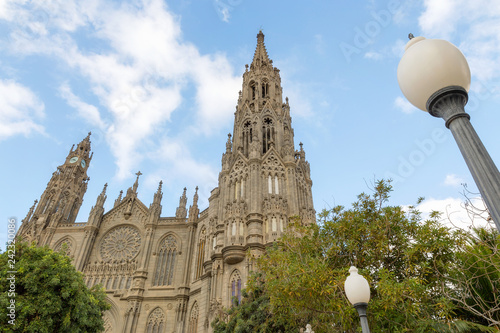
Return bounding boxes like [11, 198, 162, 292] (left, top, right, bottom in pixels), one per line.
[1, 0, 500, 249]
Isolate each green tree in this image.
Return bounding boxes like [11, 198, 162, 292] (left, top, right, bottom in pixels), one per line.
[256, 180, 496, 333]
[0, 240, 110, 332]
[212, 273, 296, 333]
[445, 226, 500, 329]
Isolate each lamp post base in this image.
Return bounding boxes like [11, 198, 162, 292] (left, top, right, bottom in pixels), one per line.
[353, 302, 371, 333]
[426, 86, 500, 232]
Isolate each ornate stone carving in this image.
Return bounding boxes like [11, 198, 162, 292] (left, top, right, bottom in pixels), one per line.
[103, 312, 113, 333]
[100, 226, 141, 262]
[148, 307, 165, 326]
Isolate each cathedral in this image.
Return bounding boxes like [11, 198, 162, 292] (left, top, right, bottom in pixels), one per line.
[17, 31, 315, 333]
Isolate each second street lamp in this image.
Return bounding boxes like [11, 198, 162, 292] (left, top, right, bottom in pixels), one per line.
[344, 266, 371, 333]
[397, 34, 500, 232]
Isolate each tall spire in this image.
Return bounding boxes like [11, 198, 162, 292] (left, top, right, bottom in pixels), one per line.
[96, 183, 107, 207]
[153, 180, 163, 205]
[87, 183, 107, 229]
[114, 190, 123, 208]
[250, 30, 272, 71]
[226, 133, 232, 153]
[22, 200, 38, 224]
[188, 186, 199, 221]
[193, 186, 199, 207]
[71, 132, 92, 160]
[149, 180, 163, 219]
[176, 187, 188, 219]
[233, 31, 286, 158]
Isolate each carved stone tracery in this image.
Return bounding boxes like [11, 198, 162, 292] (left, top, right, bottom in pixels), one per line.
[100, 226, 141, 262]
[147, 307, 165, 333]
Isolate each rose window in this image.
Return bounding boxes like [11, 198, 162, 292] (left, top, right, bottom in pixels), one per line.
[100, 226, 141, 261]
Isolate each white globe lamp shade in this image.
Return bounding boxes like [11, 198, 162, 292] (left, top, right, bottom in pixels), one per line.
[344, 266, 370, 305]
[397, 36, 471, 111]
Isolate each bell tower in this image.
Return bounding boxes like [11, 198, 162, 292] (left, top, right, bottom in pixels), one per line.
[231, 30, 289, 158]
[214, 31, 315, 286]
[18, 132, 92, 246]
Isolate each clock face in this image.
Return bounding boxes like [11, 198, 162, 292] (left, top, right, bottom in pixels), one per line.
[81, 159, 86, 168]
[69, 156, 78, 163]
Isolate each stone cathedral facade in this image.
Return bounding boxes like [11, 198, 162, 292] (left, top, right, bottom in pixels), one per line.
[17, 32, 315, 333]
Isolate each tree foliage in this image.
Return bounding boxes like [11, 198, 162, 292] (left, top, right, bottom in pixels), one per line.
[0, 240, 110, 332]
[212, 273, 296, 333]
[446, 226, 500, 328]
[254, 180, 498, 333]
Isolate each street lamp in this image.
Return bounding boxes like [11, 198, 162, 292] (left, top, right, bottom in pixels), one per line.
[344, 266, 371, 333]
[397, 34, 500, 232]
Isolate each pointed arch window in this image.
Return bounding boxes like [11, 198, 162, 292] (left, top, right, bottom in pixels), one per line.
[147, 307, 165, 333]
[249, 81, 257, 100]
[243, 120, 252, 157]
[195, 229, 206, 279]
[43, 191, 56, 214]
[230, 271, 242, 305]
[66, 198, 79, 222]
[187, 302, 199, 333]
[261, 81, 269, 98]
[274, 175, 279, 194]
[54, 237, 74, 256]
[262, 117, 275, 154]
[42, 199, 51, 214]
[154, 235, 178, 286]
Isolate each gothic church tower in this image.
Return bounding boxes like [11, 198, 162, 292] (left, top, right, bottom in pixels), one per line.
[18, 132, 92, 246]
[218, 30, 314, 252]
[203, 31, 315, 315]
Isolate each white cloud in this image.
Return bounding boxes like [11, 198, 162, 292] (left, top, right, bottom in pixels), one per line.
[417, 196, 490, 230]
[59, 83, 106, 129]
[0, 0, 240, 180]
[394, 96, 415, 114]
[418, 1, 500, 88]
[282, 82, 313, 118]
[0, 79, 45, 141]
[418, 0, 458, 39]
[213, 0, 231, 23]
[364, 51, 383, 60]
[192, 53, 241, 135]
[443, 174, 464, 187]
[145, 138, 219, 208]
